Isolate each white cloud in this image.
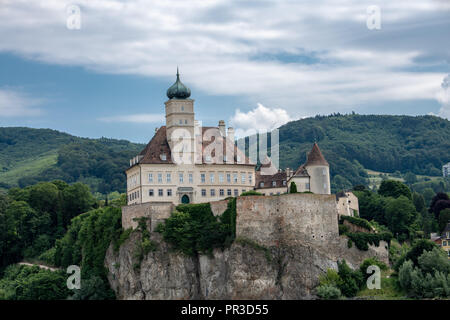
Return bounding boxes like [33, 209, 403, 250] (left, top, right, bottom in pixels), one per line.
[436, 74, 450, 119]
[230, 103, 292, 137]
[0, 89, 42, 117]
[99, 113, 165, 123]
[0, 0, 449, 118]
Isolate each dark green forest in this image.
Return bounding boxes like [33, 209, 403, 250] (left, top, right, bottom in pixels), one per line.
[276, 114, 450, 190]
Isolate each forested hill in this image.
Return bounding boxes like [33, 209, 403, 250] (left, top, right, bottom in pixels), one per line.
[0, 127, 144, 193]
[1, 114, 449, 194]
[277, 114, 450, 190]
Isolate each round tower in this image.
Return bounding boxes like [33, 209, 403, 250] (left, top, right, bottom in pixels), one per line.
[304, 143, 331, 195]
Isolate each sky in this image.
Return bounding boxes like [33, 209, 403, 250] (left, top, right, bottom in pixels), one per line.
[0, 0, 449, 143]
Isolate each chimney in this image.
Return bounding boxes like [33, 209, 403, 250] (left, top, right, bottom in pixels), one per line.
[286, 167, 291, 177]
[155, 127, 158, 134]
[218, 120, 226, 137]
[227, 127, 235, 143]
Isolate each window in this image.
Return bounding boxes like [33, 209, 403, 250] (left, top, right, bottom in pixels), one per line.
[306, 183, 310, 190]
[149, 173, 153, 183]
[323, 168, 327, 175]
[282, 180, 286, 186]
[210, 173, 215, 183]
[210, 189, 215, 196]
[179, 119, 182, 124]
[158, 173, 162, 183]
[181, 106, 184, 111]
[158, 189, 163, 196]
[248, 174, 252, 184]
[220, 189, 224, 196]
[161, 154, 167, 161]
[179, 173, 184, 183]
[201, 189, 206, 197]
[277, 192, 281, 195]
[223, 155, 227, 162]
[201, 173, 206, 183]
[227, 173, 231, 183]
[260, 182, 264, 188]
[149, 189, 154, 197]
[166, 173, 171, 183]
[205, 155, 211, 162]
[242, 189, 246, 194]
[233, 173, 238, 183]
[270, 193, 273, 196]
[167, 189, 172, 196]
[219, 173, 224, 183]
[189, 173, 193, 183]
[272, 181, 276, 187]
[237, 155, 241, 162]
[234, 189, 238, 196]
[227, 189, 232, 196]
[323, 183, 327, 189]
[185, 119, 187, 124]
[241, 174, 245, 184]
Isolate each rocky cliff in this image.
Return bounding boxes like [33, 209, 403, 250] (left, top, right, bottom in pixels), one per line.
[105, 230, 388, 300]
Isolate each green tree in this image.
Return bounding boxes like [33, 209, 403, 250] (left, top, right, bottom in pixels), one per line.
[384, 196, 417, 238]
[438, 208, 450, 233]
[378, 180, 412, 199]
[289, 182, 297, 194]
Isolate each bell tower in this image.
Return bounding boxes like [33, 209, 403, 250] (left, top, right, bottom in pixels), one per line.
[165, 68, 196, 164]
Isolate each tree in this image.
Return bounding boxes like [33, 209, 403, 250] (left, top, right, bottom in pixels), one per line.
[354, 190, 387, 225]
[289, 182, 297, 194]
[378, 180, 412, 199]
[430, 192, 450, 216]
[412, 192, 426, 213]
[404, 172, 417, 185]
[422, 188, 435, 207]
[438, 208, 450, 233]
[384, 196, 417, 238]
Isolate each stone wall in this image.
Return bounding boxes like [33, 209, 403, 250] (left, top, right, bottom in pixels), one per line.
[122, 202, 174, 231]
[236, 193, 339, 247]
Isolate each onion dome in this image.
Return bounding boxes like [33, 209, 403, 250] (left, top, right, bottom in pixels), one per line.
[166, 68, 191, 99]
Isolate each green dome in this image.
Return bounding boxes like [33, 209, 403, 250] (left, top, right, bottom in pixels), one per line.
[166, 68, 191, 99]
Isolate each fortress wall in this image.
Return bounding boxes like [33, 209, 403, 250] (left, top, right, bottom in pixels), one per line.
[236, 193, 339, 247]
[210, 199, 229, 216]
[122, 202, 174, 230]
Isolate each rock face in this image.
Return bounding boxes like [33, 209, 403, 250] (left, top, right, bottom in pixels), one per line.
[105, 231, 388, 300]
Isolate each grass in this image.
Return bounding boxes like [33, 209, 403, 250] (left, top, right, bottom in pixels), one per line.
[366, 169, 439, 190]
[356, 270, 407, 300]
[0, 150, 57, 188]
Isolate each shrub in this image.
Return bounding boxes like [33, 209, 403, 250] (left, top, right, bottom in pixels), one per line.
[337, 260, 364, 297]
[359, 257, 387, 282]
[339, 216, 372, 231]
[289, 182, 297, 193]
[240, 190, 263, 196]
[319, 269, 343, 287]
[316, 284, 341, 300]
[345, 232, 392, 251]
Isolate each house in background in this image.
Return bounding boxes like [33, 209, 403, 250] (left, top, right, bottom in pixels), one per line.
[431, 222, 450, 259]
[443, 162, 450, 177]
[336, 191, 360, 218]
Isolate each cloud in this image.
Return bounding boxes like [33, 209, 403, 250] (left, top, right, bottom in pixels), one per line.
[436, 74, 450, 119]
[99, 113, 165, 123]
[0, 89, 42, 117]
[230, 103, 292, 137]
[0, 0, 449, 118]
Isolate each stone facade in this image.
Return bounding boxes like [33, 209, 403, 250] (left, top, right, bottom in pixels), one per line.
[236, 193, 338, 247]
[336, 191, 359, 217]
[122, 202, 175, 231]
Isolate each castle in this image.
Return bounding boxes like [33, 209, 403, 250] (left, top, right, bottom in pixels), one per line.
[125, 70, 331, 206]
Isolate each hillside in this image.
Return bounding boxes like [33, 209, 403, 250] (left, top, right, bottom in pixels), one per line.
[0, 127, 144, 193]
[276, 114, 450, 191]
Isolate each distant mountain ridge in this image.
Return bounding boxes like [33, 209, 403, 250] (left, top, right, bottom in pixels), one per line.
[276, 114, 450, 191]
[1, 114, 449, 193]
[0, 127, 144, 193]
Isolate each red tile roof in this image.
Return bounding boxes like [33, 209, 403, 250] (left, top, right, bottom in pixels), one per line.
[305, 142, 329, 166]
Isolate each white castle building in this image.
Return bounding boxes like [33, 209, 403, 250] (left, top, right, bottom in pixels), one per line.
[126, 70, 331, 205]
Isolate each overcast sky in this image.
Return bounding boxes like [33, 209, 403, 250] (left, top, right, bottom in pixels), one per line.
[0, 0, 449, 142]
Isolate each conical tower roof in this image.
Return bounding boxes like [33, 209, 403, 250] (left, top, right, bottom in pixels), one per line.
[305, 143, 328, 166]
